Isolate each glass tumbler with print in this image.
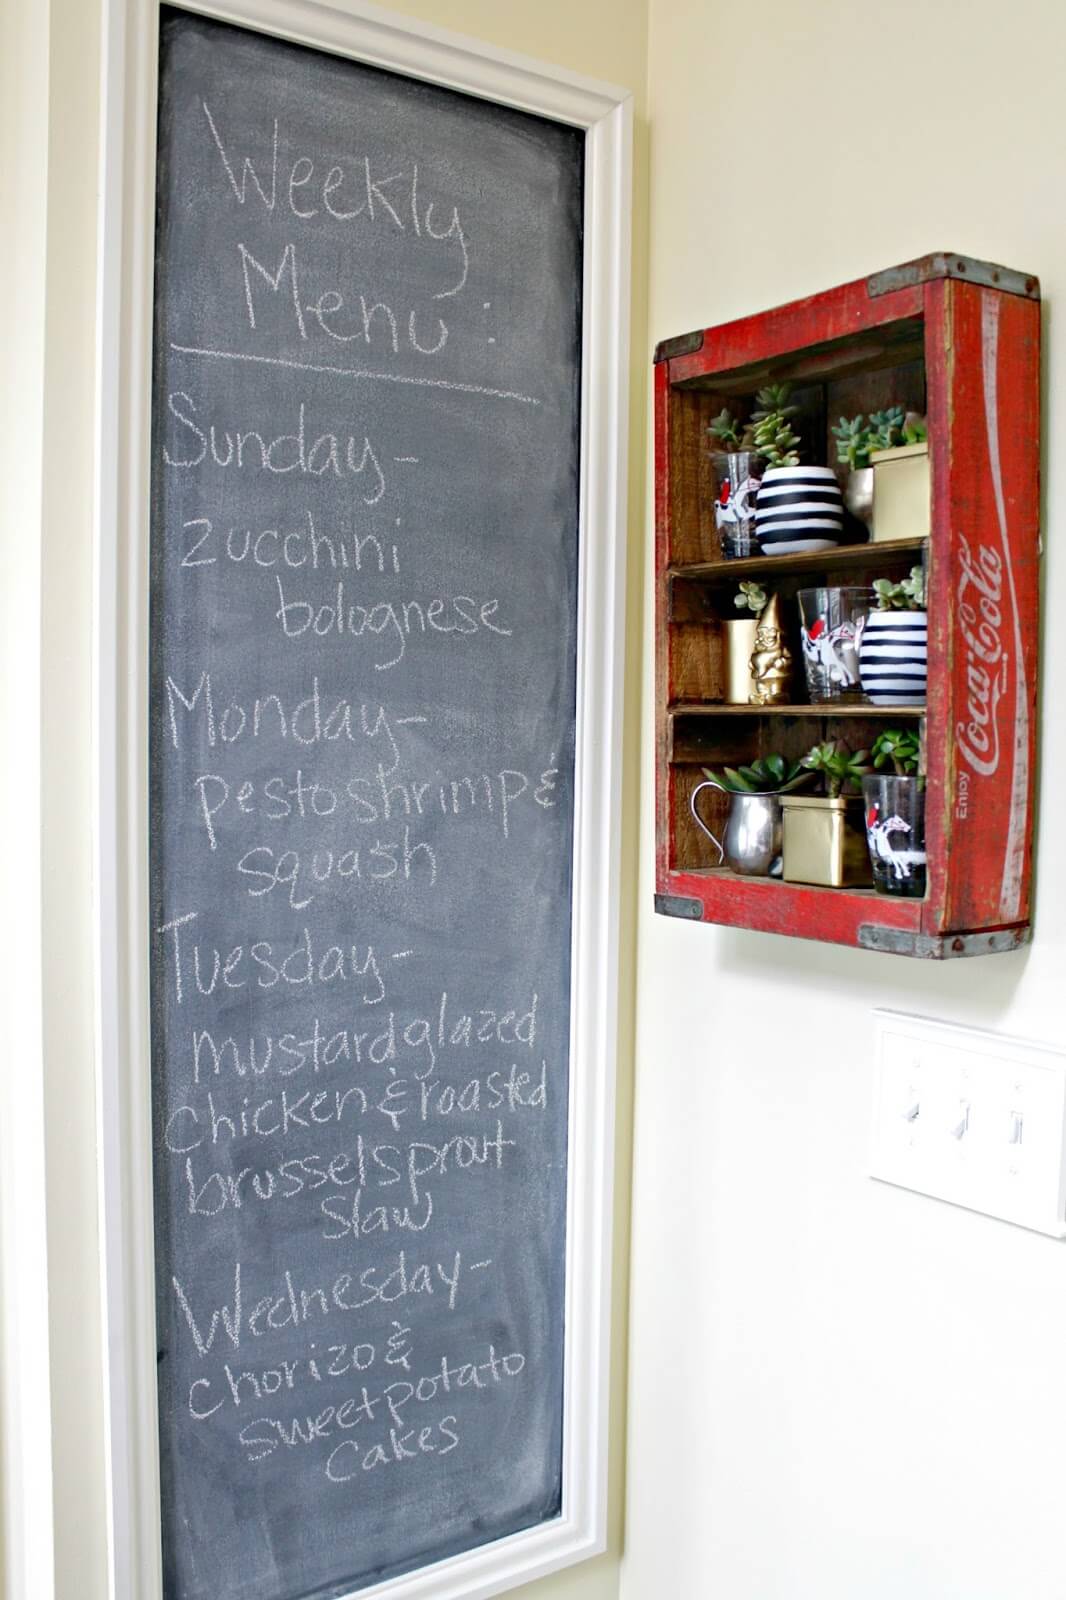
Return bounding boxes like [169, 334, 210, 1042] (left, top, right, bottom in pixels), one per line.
[862, 774, 926, 898]
[711, 449, 763, 559]
[797, 586, 873, 703]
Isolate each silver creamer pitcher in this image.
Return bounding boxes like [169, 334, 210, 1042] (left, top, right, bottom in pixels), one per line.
[690, 779, 782, 877]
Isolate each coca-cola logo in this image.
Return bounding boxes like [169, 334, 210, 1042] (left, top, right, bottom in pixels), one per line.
[955, 536, 1011, 778]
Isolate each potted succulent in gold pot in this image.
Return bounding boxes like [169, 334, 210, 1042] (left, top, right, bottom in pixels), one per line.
[720, 581, 767, 704]
[780, 739, 872, 887]
[869, 407, 929, 544]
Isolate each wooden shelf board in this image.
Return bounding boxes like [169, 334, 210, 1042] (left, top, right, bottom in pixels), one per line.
[670, 701, 926, 720]
[669, 537, 927, 584]
[686, 867, 915, 903]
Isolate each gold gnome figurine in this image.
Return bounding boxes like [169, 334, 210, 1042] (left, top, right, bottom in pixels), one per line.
[748, 593, 793, 706]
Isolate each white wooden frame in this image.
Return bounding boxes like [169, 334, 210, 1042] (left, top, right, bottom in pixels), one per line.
[94, 3, 631, 1597]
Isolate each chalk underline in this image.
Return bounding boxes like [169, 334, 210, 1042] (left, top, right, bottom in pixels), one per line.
[169, 342, 542, 407]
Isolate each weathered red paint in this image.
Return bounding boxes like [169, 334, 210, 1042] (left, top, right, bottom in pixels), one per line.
[666, 276, 924, 386]
[923, 279, 1041, 937]
[667, 870, 922, 947]
[654, 256, 1041, 957]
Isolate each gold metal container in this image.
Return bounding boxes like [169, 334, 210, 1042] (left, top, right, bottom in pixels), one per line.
[870, 442, 930, 543]
[780, 794, 872, 888]
[720, 618, 758, 704]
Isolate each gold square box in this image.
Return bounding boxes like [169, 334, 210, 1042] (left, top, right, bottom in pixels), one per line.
[870, 441, 930, 544]
[780, 795, 872, 888]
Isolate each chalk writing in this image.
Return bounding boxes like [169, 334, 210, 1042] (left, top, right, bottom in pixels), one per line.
[150, 14, 581, 1598]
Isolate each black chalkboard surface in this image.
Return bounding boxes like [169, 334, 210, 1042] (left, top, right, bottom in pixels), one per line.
[149, 11, 582, 1598]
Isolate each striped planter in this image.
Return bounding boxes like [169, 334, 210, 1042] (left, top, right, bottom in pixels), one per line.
[754, 465, 846, 555]
[858, 609, 928, 705]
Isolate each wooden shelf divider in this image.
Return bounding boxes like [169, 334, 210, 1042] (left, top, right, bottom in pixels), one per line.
[669, 536, 927, 583]
[670, 701, 925, 719]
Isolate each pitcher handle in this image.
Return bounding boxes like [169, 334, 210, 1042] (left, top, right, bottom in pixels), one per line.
[690, 780, 725, 865]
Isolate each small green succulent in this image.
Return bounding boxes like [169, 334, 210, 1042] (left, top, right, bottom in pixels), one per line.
[868, 405, 907, 452]
[734, 581, 768, 614]
[872, 565, 926, 611]
[706, 407, 755, 453]
[749, 381, 801, 468]
[701, 754, 814, 796]
[750, 382, 798, 423]
[833, 408, 928, 468]
[871, 727, 921, 776]
[832, 414, 874, 471]
[752, 417, 801, 467]
[800, 739, 871, 798]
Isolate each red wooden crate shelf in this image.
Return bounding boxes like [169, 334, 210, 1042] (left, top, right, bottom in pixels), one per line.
[654, 253, 1041, 959]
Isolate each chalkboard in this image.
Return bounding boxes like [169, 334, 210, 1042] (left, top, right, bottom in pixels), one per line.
[149, 11, 583, 1599]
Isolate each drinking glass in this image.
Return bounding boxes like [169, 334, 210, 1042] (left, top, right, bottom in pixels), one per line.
[862, 774, 927, 898]
[797, 586, 873, 703]
[711, 449, 762, 559]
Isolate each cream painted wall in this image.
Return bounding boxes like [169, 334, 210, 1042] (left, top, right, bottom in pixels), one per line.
[0, 2, 646, 1598]
[626, 3, 1066, 1598]
[1, 2, 58, 1596]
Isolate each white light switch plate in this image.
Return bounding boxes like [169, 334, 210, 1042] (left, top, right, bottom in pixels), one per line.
[870, 1011, 1066, 1236]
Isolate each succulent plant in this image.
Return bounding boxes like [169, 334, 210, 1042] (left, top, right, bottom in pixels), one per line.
[706, 407, 755, 453]
[832, 414, 874, 471]
[833, 408, 928, 468]
[752, 415, 801, 468]
[868, 405, 907, 452]
[871, 727, 921, 775]
[700, 754, 813, 796]
[800, 739, 871, 798]
[734, 581, 768, 614]
[750, 382, 798, 423]
[741, 381, 799, 468]
[902, 566, 926, 608]
[872, 565, 926, 611]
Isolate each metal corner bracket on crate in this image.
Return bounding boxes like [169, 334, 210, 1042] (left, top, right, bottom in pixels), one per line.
[857, 925, 1032, 959]
[653, 330, 703, 364]
[654, 893, 704, 921]
[866, 252, 1040, 302]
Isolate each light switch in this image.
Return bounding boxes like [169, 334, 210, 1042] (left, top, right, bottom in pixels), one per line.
[949, 1102, 970, 1141]
[870, 1011, 1066, 1236]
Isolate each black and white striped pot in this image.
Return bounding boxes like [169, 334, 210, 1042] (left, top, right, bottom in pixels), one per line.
[753, 465, 846, 555]
[858, 609, 928, 705]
